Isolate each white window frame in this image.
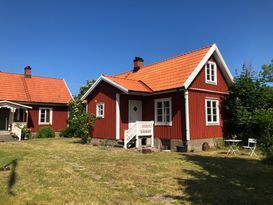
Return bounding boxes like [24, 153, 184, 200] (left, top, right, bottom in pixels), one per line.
[154, 97, 172, 126]
[205, 98, 220, 126]
[38, 107, 53, 125]
[96, 103, 105, 118]
[205, 61, 217, 85]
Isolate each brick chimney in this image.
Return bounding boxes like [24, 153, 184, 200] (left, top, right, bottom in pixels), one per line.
[133, 57, 144, 72]
[24, 66, 32, 78]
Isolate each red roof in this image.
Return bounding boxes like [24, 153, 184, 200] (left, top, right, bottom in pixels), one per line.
[111, 45, 212, 92]
[0, 72, 72, 104]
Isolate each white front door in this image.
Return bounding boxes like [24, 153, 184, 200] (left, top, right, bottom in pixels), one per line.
[128, 100, 142, 128]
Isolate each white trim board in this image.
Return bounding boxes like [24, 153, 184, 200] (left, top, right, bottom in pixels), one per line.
[115, 93, 120, 140]
[81, 75, 128, 100]
[183, 44, 233, 89]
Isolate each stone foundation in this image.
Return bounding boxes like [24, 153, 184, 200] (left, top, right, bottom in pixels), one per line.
[90, 137, 222, 152]
[186, 137, 220, 152]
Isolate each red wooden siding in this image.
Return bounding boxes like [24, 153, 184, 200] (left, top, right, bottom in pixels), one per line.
[188, 57, 229, 139]
[143, 91, 185, 140]
[87, 81, 119, 139]
[188, 91, 224, 139]
[27, 104, 69, 132]
[190, 56, 229, 92]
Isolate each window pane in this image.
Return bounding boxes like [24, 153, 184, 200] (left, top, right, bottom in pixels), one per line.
[40, 110, 45, 122]
[207, 115, 212, 122]
[207, 108, 211, 115]
[157, 102, 162, 108]
[46, 109, 50, 123]
[213, 115, 217, 122]
[164, 101, 169, 108]
[207, 101, 211, 108]
[213, 108, 217, 115]
[212, 101, 216, 108]
[165, 114, 170, 122]
[157, 108, 162, 115]
[157, 115, 162, 122]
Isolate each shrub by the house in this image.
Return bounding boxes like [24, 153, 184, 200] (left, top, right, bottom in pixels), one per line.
[36, 126, 55, 138]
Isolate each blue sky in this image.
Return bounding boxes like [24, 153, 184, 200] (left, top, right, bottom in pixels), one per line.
[0, 0, 272, 95]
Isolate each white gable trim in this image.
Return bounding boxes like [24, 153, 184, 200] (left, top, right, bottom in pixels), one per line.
[0, 100, 32, 109]
[183, 44, 233, 89]
[81, 75, 129, 100]
[63, 79, 74, 101]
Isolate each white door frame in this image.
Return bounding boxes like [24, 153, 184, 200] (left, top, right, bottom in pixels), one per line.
[128, 100, 142, 128]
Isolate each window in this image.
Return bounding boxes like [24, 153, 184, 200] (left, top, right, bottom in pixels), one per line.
[205, 61, 217, 84]
[154, 98, 172, 126]
[96, 103, 104, 118]
[39, 108, 52, 125]
[205, 98, 219, 125]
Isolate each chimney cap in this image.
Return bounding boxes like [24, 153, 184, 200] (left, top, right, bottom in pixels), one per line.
[24, 65, 32, 70]
[133, 57, 144, 62]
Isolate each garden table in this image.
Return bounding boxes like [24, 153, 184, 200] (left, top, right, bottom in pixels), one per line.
[224, 139, 242, 156]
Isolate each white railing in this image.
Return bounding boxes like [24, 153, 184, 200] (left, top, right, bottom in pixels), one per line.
[11, 122, 26, 141]
[124, 121, 154, 149]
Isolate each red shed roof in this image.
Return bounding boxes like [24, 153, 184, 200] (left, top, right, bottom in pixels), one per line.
[0, 72, 73, 104]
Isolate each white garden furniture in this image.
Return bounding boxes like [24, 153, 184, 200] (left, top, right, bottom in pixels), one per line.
[225, 139, 242, 156]
[242, 138, 257, 157]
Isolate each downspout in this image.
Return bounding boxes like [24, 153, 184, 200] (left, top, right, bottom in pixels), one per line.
[184, 90, 190, 142]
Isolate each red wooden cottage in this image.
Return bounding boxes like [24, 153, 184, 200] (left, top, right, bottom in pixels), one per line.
[81, 44, 233, 150]
[0, 66, 73, 140]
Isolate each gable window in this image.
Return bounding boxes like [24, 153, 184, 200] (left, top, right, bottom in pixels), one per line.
[96, 103, 104, 118]
[39, 108, 53, 125]
[205, 61, 217, 84]
[205, 98, 219, 125]
[154, 98, 172, 126]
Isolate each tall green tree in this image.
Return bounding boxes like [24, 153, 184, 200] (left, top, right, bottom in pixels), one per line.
[262, 59, 273, 83]
[223, 60, 273, 162]
[77, 80, 95, 99]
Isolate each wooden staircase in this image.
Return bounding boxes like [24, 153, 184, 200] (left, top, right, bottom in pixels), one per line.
[124, 121, 154, 149]
[0, 131, 17, 142]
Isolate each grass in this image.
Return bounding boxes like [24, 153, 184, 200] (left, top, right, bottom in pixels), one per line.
[0, 138, 272, 205]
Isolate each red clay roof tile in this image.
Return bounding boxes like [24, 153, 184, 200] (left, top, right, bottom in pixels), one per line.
[0, 72, 72, 104]
[113, 45, 212, 92]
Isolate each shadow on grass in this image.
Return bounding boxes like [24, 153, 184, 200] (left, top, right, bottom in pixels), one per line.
[1, 159, 18, 195]
[166, 154, 273, 205]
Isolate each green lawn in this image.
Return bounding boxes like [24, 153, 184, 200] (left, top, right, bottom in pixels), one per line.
[0, 138, 273, 205]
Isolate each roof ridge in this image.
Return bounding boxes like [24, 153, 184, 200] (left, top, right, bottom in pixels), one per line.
[104, 74, 141, 82]
[115, 44, 213, 78]
[21, 77, 31, 101]
[130, 44, 213, 72]
[0, 71, 63, 80]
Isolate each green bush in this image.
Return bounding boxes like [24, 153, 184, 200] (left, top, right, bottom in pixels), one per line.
[60, 127, 75, 138]
[254, 109, 273, 163]
[21, 126, 31, 140]
[36, 127, 55, 138]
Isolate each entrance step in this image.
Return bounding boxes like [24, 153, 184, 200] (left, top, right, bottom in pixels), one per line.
[0, 132, 17, 142]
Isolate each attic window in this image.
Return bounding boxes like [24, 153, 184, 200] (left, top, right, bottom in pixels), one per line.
[205, 61, 217, 84]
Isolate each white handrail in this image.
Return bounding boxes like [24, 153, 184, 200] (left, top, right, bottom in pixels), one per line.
[124, 121, 154, 149]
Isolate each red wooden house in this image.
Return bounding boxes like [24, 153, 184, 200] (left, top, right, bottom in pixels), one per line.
[81, 44, 233, 150]
[0, 66, 73, 140]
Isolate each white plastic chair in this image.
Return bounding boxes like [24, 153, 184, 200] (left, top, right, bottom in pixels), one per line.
[242, 138, 257, 157]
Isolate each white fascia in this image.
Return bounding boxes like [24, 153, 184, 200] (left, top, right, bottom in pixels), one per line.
[183, 44, 233, 89]
[81, 75, 128, 101]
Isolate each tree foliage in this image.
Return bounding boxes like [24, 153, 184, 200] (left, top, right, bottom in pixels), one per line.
[223, 61, 273, 162]
[61, 99, 95, 144]
[262, 59, 273, 83]
[77, 80, 95, 99]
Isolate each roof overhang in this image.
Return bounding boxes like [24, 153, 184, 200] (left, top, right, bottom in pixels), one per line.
[0, 101, 32, 109]
[183, 44, 233, 89]
[81, 75, 129, 100]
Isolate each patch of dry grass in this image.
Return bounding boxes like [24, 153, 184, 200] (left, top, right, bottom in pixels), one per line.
[0, 138, 272, 205]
